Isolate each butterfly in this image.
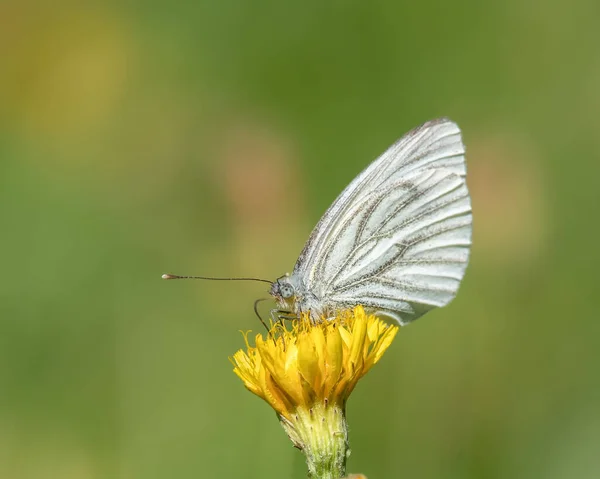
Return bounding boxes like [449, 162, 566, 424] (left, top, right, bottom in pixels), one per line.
[269, 118, 472, 325]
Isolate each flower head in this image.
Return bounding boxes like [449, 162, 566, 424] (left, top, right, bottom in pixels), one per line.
[232, 305, 398, 418]
[231, 306, 398, 478]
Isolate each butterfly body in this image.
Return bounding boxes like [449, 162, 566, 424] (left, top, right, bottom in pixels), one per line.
[269, 118, 472, 325]
[271, 274, 337, 321]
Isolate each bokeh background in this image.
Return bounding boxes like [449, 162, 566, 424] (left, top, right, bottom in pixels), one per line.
[2, 1, 599, 478]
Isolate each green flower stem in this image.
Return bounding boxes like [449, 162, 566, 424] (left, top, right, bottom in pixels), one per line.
[279, 401, 350, 479]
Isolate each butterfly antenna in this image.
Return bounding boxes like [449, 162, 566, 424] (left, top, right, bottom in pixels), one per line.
[162, 273, 273, 285]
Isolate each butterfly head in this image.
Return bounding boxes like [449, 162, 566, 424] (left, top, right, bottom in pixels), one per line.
[270, 275, 297, 310]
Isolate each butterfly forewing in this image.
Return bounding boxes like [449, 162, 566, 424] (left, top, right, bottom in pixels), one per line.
[292, 118, 472, 324]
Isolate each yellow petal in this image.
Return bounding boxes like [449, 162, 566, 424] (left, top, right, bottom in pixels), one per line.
[323, 326, 343, 399]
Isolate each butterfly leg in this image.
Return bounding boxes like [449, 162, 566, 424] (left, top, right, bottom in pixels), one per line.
[270, 309, 297, 344]
[253, 298, 271, 334]
[270, 309, 297, 323]
[270, 309, 288, 327]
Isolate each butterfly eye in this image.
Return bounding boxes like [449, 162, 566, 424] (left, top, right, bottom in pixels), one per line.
[280, 283, 294, 299]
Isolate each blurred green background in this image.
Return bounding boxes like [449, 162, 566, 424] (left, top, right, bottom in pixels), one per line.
[1, 1, 599, 478]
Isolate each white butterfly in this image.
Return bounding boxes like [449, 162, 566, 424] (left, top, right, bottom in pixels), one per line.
[270, 118, 472, 325]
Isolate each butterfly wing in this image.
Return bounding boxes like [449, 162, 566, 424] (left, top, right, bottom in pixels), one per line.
[293, 118, 471, 324]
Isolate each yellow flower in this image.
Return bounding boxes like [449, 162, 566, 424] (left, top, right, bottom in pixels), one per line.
[230, 306, 398, 479]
